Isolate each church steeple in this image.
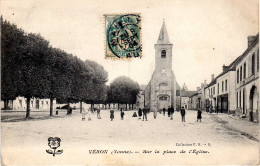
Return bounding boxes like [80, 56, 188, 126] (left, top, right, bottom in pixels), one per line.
[157, 20, 170, 44]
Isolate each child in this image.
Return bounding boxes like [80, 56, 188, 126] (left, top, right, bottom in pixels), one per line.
[110, 110, 114, 121]
[120, 110, 125, 120]
[197, 110, 202, 122]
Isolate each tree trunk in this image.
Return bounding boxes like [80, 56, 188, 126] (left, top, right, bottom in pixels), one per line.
[126, 103, 127, 110]
[67, 101, 71, 115]
[118, 103, 119, 110]
[132, 103, 134, 110]
[50, 97, 53, 116]
[4, 99, 8, 110]
[26, 97, 31, 118]
[109, 103, 111, 109]
[105, 104, 107, 110]
[80, 100, 83, 113]
[91, 101, 94, 111]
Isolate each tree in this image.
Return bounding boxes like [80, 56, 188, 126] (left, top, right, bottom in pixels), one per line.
[15, 33, 51, 118]
[108, 76, 140, 110]
[1, 18, 24, 109]
[85, 60, 108, 110]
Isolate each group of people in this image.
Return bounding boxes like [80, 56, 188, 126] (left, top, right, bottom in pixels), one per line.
[81, 106, 202, 122]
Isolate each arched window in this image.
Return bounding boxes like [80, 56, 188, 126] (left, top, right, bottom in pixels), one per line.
[161, 50, 166, 58]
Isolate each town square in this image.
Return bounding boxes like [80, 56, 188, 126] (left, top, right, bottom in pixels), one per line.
[1, 0, 259, 165]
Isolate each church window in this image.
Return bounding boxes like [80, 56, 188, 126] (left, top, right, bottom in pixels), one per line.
[161, 50, 166, 58]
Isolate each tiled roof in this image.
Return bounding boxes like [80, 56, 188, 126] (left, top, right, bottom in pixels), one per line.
[181, 90, 197, 97]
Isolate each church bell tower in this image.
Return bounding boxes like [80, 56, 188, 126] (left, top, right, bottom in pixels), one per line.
[145, 20, 177, 111]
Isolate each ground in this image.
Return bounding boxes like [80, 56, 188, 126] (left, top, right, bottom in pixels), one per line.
[1, 109, 259, 165]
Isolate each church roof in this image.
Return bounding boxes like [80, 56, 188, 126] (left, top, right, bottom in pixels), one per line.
[157, 20, 170, 44]
[181, 90, 197, 97]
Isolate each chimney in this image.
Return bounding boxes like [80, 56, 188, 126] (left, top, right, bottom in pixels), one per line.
[248, 35, 255, 47]
[211, 74, 215, 81]
[204, 80, 207, 85]
[197, 87, 200, 91]
[222, 64, 228, 72]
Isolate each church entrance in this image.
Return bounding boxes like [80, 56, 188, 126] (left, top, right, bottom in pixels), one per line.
[157, 95, 170, 110]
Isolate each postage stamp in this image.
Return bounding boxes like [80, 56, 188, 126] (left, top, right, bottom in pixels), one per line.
[104, 14, 142, 59]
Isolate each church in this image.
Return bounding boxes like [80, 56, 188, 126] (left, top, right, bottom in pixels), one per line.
[144, 21, 181, 111]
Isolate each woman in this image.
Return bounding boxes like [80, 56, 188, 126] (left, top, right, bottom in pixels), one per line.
[110, 110, 114, 121]
[197, 110, 202, 122]
[138, 108, 142, 119]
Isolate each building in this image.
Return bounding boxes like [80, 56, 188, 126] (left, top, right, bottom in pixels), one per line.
[189, 88, 201, 110]
[180, 83, 196, 109]
[1, 96, 56, 110]
[235, 34, 259, 122]
[145, 21, 179, 111]
[205, 74, 217, 112]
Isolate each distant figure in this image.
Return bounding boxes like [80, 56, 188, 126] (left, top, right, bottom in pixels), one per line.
[148, 107, 150, 113]
[82, 107, 86, 121]
[110, 110, 114, 121]
[154, 107, 157, 119]
[143, 107, 148, 121]
[88, 109, 91, 121]
[97, 107, 101, 119]
[249, 110, 253, 122]
[170, 106, 174, 120]
[120, 110, 125, 120]
[216, 105, 219, 114]
[132, 112, 137, 117]
[138, 108, 142, 119]
[168, 106, 171, 117]
[180, 106, 186, 122]
[197, 110, 202, 122]
[163, 108, 166, 116]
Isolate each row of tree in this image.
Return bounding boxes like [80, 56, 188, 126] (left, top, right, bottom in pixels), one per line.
[1, 18, 108, 118]
[107, 76, 140, 110]
[1, 17, 140, 118]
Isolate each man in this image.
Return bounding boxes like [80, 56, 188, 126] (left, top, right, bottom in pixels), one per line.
[143, 107, 148, 121]
[97, 107, 101, 119]
[170, 106, 174, 120]
[163, 108, 166, 116]
[180, 106, 186, 122]
[168, 106, 171, 117]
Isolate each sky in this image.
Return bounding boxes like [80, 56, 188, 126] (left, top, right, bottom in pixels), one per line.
[1, 0, 259, 90]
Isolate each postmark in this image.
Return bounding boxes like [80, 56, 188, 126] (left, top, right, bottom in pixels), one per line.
[104, 14, 142, 59]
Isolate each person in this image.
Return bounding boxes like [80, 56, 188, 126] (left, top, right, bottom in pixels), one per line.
[216, 105, 219, 114]
[197, 109, 202, 122]
[132, 112, 137, 117]
[249, 110, 253, 122]
[163, 108, 166, 116]
[138, 108, 142, 119]
[97, 107, 101, 119]
[87, 108, 91, 121]
[143, 107, 147, 121]
[82, 108, 86, 121]
[210, 105, 213, 113]
[170, 106, 174, 120]
[120, 110, 125, 120]
[180, 106, 186, 122]
[168, 106, 171, 117]
[110, 110, 114, 121]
